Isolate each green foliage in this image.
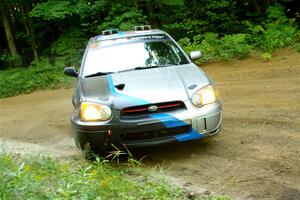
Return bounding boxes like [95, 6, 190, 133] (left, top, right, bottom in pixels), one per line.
[0, 58, 72, 98]
[163, 19, 208, 39]
[98, 3, 147, 31]
[204, 0, 240, 33]
[250, 22, 291, 52]
[0, 153, 185, 199]
[74, 0, 107, 18]
[0, 53, 22, 68]
[158, 0, 242, 39]
[50, 29, 86, 67]
[220, 34, 252, 58]
[179, 33, 252, 63]
[3, 0, 300, 68]
[259, 24, 297, 52]
[245, 5, 299, 55]
[1, 1, 300, 98]
[159, 0, 185, 6]
[266, 5, 288, 21]
[176, 5, 299, 63]
[30, 0, 73, 20]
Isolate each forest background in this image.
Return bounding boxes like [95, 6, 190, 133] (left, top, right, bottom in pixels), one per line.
[0, 0, 299, 97]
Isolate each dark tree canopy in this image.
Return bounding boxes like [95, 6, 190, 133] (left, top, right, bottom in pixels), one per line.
[0, 0, 299, 69]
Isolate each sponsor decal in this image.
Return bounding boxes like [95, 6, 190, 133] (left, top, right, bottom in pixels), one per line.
[94, 34, 168, 48]
[130, 35, 167, 41]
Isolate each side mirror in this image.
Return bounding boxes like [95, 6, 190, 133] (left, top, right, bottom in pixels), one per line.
[64, 67, 78, 77]
[190, 51, 202, 60]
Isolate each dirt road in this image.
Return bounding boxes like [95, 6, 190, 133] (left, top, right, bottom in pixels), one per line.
[1, 49, 299, 199]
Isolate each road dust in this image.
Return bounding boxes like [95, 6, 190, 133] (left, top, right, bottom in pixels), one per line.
[1, 48, 299, 199]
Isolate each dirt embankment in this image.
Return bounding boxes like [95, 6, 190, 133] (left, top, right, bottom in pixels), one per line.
[1, 48, 299, 199]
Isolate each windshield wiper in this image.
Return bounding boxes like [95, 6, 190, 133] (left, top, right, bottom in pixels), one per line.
[119, 64, 174, 73]
[85, 71, 114, 78]
[115, 66, 160, 73]
[134, 65, 161, 70]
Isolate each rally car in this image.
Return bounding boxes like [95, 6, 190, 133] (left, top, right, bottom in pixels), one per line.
[64, 25, 222, 154]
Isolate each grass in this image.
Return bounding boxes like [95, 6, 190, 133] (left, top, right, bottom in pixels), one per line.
[0, 152, 186, 199]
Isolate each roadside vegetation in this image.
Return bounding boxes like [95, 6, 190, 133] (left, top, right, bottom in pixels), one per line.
[0, 58, 72, 97]
[0, 152, 184, 199]
[179, 5, 300, 63]
[0, 1, 299, 98]
[0, 152, 231, 200]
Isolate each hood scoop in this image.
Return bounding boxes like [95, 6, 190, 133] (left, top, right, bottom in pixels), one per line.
[188, 84, 197, 90]
[115, 83, 125, 90]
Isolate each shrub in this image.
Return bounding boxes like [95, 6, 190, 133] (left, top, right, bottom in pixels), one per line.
[178, 5, 299, 63]
[179, 32, 252, 63]
[0, 58, 72, 98]
[0, 53, 22, 69]
[245, 5, 299, 55]
[249, 23, 298, 53]
[50, 29, 86, 67]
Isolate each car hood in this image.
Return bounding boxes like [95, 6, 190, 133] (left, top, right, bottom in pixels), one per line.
[81, 64, 211, 110]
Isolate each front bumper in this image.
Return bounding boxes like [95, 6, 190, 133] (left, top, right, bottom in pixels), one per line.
[71, 100, 222, 151]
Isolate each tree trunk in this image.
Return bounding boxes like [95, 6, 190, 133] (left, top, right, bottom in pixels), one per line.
[145, 0, 158, 27]
[253, 0, 262, 14]
[253, 0, 271, 14]
[23, 0, 39, 61]
[20, 0, 38, 61]
[0, 0, 18, 57]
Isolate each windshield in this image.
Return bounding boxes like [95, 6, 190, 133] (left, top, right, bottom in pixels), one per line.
[82, 36, 189, 76]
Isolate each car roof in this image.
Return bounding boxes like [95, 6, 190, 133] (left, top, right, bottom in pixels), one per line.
[88, 29, 167, 44]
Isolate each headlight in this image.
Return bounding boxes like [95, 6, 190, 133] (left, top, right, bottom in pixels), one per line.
[191, 85, 218, 107]
[80, 102, 112, 121]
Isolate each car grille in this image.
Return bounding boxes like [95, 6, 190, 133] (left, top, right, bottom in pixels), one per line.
[121, 101, 186, 118]
[120, 125, 190, 142]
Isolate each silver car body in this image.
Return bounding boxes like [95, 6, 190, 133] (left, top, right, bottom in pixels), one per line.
[67, 28, 222, 152]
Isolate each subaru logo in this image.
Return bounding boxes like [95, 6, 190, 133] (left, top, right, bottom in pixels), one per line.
[148, 105, 158, 112]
